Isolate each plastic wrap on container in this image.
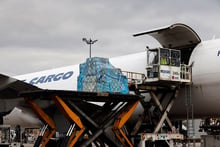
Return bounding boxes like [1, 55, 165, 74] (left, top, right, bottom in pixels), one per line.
[77, 57, 129, 94]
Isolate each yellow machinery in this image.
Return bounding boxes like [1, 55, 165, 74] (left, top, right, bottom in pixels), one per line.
[21, 90, 140, 146]
[52, 95, 84, 147]
[113, 100, 139, 147]
[25, 97, 56, 147]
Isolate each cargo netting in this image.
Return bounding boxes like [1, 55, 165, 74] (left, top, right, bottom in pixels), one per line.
[77, 57, 129, 94]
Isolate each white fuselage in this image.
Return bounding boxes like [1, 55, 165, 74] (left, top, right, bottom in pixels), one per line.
[14, 39, 220, 119]
[14, 52, 147, 91]
[172, 38, 220, 118]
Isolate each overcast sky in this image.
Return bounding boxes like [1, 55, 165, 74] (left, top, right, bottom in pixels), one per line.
[1, 0, 220, 75]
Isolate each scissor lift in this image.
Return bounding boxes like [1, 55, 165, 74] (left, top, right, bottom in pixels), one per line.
[21, 90, 141, 147]
[24, 97, 56, 147]
[126, 48, 191, 146]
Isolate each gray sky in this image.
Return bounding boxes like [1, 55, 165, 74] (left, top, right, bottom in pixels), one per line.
[1, 0, 220, 75]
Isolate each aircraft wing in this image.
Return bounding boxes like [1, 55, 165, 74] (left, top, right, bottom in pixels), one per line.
[0, 74, 40, 99]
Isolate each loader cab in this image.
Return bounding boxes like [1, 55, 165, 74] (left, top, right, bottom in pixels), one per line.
[146, 47, 185, 82]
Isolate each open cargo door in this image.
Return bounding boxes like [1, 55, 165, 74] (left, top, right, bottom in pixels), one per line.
[134, 23, 201, 64]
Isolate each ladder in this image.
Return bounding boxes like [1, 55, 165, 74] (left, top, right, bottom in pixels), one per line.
[185, 83, 195, 147]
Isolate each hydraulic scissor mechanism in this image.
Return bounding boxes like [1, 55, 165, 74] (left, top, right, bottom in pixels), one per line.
[24, 97, 56, 147]
[52, 95, 84, 147]
[113, 100, 139, 147]
[150, 90, 178, 133]
[130, 86, 180, 137]
[20, 90, 141, 146]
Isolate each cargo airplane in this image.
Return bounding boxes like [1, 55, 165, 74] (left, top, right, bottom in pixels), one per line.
[0, 23, 220, 145]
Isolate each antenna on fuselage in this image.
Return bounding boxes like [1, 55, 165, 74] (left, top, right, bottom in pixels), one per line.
[82, 38, 98, 58]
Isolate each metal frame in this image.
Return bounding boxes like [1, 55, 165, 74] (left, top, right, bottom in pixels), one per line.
[21, 90, 141, 146]
[52, 95, 84, 147]
[113, 100, 139, 147]
[150, 91, 174, 132]
[129, 83, 182, 145]
[24, 97, 56, 147]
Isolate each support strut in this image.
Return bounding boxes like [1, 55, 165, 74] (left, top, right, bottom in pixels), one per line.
[24, 97, 56, 147]
[150, 91, 173, 130]
[151, 89, 179, 133]
[113, 100, 139, 147]
[52, 95, 84, 147]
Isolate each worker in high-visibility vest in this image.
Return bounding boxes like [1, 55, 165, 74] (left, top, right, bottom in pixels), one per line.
[160, 57, 167, 65]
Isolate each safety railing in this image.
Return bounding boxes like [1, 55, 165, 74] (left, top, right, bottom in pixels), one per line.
[180, 64, 191, 82]
[122, 71, 145, 85]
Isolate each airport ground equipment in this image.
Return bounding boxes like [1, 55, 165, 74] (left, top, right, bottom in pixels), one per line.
[0, 125, 11, 146]
[185, 83, 195, 146]
[124, 46, 192, 146]
[199, 117, 220, 147]
[113, 100, 139, 147]
[137, 133, 183, 147]
[199, 117, 220, 135]
[128, 82, 184, 146]
[145, 47, 190, 83]
[52, 95, 84, 147]
[200, 135, 220, 147]
[24, 97, 56, 147]
[21, 90, 141, 146]
[127, 23, 203, 146]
